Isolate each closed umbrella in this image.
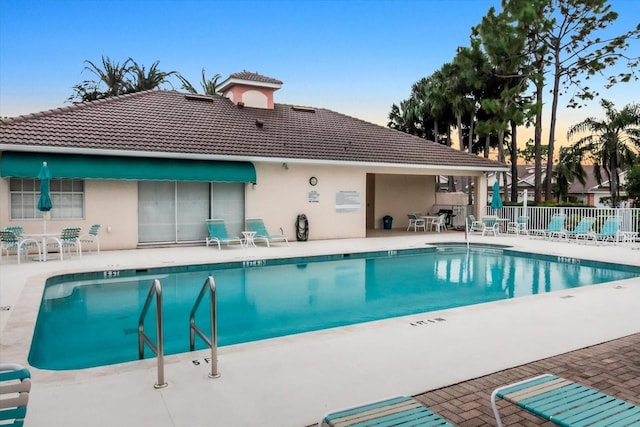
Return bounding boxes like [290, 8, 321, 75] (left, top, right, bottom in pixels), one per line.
[491, 181, 503, 212]
[37, 162, 53, 233]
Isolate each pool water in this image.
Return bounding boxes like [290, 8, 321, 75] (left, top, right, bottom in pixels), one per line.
[29, 246, 639, 370]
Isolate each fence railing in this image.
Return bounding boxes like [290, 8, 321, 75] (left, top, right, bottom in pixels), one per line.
[482, 206, 640, 234]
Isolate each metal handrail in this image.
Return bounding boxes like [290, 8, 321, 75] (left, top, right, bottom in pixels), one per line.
[189, 276, 220, 379]
[138, 279, 167, 389]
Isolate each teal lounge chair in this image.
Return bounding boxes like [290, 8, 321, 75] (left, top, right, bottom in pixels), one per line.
[0, 363, 31, 427]
[467, 215, 484, 233]
[205, 219, 243, 249]
[577, 216, 622, 244]
[492, 374, 640, 427]
[246, 218, 289, 247]
[531, 214, 566, 240]
[320, 395, 453, 427]
[564, 216, 595, 240]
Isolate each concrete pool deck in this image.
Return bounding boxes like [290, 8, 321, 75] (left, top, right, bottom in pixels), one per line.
[1, 231, 639, 426]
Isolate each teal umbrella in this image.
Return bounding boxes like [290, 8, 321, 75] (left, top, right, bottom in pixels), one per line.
[491, 181, 503, 211]
[37, 162, 53, 232]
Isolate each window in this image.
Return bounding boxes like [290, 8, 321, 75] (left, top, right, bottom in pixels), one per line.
[9, 178, 84, 219]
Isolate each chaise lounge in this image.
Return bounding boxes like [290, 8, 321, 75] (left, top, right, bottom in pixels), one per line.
[491, 373, 640, 427]
[320, 395, 453, 427]
[205, 219, 243, 249]
[246, 218, 289, 247]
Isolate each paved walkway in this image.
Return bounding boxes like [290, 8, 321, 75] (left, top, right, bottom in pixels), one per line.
[1, 232, 639, 426]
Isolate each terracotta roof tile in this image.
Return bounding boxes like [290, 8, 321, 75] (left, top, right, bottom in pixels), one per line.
[0, 90, 506, 170]
[227, 71, 283, 85]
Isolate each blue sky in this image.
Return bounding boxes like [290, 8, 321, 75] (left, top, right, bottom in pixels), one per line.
[1, 0, 638, 145]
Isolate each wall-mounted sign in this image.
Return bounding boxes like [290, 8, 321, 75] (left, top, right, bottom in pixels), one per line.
[335, 190, 360, 213]
[308, 190, 320, 203]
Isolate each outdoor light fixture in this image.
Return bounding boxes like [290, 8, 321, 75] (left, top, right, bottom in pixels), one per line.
[282, 163, 288, 170]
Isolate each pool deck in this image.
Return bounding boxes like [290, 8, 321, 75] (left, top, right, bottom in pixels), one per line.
[1, 231, 639, 427]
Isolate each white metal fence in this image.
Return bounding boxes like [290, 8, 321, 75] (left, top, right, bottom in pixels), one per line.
[482, 206, 640, 235]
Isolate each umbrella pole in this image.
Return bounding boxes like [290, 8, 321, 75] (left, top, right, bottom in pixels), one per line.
[43, 213, 47, 233]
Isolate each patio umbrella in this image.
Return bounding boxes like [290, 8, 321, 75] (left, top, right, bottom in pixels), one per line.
[37, 161, 53, 233]
[490, 181, 503, 212]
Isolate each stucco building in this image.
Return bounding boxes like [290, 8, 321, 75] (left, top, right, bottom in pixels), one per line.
[0, 72, 507, 250]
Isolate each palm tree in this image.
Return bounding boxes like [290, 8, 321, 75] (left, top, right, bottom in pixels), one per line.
[176, 69, 222, 96]
[130, 60, 176, 92]
[553, 145, 587, 202]
[83, 56, 133, 97]
[567, 99, 640, 207]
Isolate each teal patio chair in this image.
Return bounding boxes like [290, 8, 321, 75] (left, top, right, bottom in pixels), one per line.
[564, 216, 595, 240]
[0, 363, 31, 427]
[530, 214, 566, 240]
[0, 230, 41, 264]
[205, 219, 243, 250]
[246, 218, 289, 247]
[319, 395, 453, 427]
[49, 227, 82, 260]
[577, 216, 622, 244]
[492, 374, 640, 427]
[80, 224, 101, 253]
[467, 215, 484, 233]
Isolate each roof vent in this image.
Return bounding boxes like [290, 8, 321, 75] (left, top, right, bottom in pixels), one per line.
[185, 94, 213, 102]
[237, 101, 245, 108]
[255, 119, 264, 129]
[292, 105, 315, 113]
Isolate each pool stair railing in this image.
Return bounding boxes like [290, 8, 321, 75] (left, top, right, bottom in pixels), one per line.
[138, 279, 167, 389]
[189, 276, 220, 379]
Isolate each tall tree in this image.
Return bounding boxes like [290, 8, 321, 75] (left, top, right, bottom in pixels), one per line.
[542, 0, 640, 200]
[553, 145, 587, 202]
[567, 99, 640, 207]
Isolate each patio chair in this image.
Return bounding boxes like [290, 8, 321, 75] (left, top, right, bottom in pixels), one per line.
[506, 216, 528, 235]
[0, 230, 41, 264]
[0, 363, 31, 427]
[481, 215, 500, 236]
[491, 374, 640, 427]
[577, 216, 622, 245]
[205, 219, 243, 250]
[48, 227, 82, 260]
[530, 214, 566, 240]
[429, 214, 447, 232]
[467, 215, 484, 233]
[563, 216, 595, 241]
[79, 224, 101, 253]
[319, 395, 453, 427]
[246, 218, 289, 247]
[406, 214, 426, 232]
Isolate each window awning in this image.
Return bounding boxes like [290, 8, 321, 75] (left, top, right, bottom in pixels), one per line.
[0, 151, 256, 183]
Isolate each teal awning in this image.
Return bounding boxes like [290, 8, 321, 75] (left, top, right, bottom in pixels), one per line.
[0, 151, 256, 183]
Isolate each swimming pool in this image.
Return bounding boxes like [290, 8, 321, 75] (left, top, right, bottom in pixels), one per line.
[29, 245, 640, 370]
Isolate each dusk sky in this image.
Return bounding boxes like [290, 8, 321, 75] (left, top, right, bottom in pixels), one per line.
[1, 0, 638, 148]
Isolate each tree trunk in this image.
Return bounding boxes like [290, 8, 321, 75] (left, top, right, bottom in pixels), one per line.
[510, 121, 518, 203]
[546, 45, 562, 201]
[484, 135, 490, 159]
[467, 113, 475, 205]
[534, 61, 544, 203]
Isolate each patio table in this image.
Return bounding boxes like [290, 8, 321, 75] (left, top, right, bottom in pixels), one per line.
[23, 232, 61, 261]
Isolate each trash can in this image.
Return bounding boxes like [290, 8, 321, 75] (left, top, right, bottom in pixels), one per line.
[383, 215, 393, 230]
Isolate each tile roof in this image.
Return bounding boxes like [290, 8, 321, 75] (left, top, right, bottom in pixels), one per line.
[0, 90, 506, 170]
[227, 71, 283, 85]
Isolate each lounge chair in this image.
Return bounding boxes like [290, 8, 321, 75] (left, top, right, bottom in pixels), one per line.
[205, 219, 243, 249]
[407, 214, 426, 232]
[506, 216, 528, 235]
[0, 363, 31, 427]
[319, 395, 453, 427]
[80, 224, 101, 253]
[246, 218, 289, 247]
[429, 214, 447, 232]
[491, 373, 640, 427]
[576, 216, 622, 244]
[482, 215, 500, 236]
[0, 230, 41, 264]
[563, 216, 595, 241]
[530, 214, 566, 240]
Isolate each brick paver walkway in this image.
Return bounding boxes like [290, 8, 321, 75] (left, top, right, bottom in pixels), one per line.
[414, 333, 640, 426]
[310, 333, 640, 426]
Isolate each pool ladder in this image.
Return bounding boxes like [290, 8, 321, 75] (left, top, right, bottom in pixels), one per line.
[138, 276, 220, 388]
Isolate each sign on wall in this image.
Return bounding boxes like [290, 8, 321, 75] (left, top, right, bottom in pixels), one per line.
[335, 190, 360, 213]
[308, 190, 320, 203]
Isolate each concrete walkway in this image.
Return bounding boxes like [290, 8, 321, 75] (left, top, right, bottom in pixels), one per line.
[1, 231, 639, 426]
